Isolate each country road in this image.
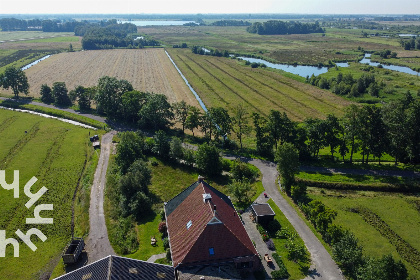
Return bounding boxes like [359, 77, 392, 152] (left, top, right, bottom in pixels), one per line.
[226, 156, 344, 280]
[84, 130, 116, 263]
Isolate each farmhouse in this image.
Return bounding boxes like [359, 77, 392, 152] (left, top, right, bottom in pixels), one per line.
[53, 255, 175, 280]
[164, 177, 261, 277]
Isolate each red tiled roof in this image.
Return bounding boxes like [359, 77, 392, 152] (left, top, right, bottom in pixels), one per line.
[165, 181, 257, 267]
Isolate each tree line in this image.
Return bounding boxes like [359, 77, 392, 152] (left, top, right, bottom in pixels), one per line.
[3, 66, 419, 165]
[247, 20, 324, 35]
[210, 20, 251, 26]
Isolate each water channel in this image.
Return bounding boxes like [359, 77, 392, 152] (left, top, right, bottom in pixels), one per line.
[238, 53, 419, 77]
[21, 55, 51, 71]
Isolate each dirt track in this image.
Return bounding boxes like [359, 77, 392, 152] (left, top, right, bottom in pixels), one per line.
[84, 130, 116, 263]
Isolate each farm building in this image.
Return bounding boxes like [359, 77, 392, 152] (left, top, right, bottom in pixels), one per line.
[251, 203, 275, 224]
[53, 255, 175, 280]
[164, 177, 261, 278]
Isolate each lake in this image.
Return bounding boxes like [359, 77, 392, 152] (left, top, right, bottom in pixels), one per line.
[237, 57, 350, 78]
[119, 20, 196, 26]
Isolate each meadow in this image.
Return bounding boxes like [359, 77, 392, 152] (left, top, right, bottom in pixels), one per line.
[0, 109, 100, 279]
[140, 25, 420, 69]
[307, 188, 420, 279]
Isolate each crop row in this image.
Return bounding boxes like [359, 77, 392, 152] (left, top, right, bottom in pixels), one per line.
[175, 54, 229, 105]
[0, 116, 17, 134]
[217, 58, 334, 118]
[355, 207, 420, 271]
[203, 58, 301, 119]
[181, 53, 265, 115]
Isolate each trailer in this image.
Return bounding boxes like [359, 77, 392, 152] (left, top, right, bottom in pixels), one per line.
[62, 237, 84, 264]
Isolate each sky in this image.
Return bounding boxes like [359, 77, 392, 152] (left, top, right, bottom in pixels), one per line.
[1, 0, 419, 15]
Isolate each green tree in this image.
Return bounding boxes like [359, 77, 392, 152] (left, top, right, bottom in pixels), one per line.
[152, 130, 170, 159]
[228, 179, 252, 205]
[185, 106, 201, 136]
[275, 142, 300, 194]
[95, 76, 133, 119]
[195, 143, 222, 176]
[40, 84, 54, 104]
[253, 112, 273, 157]
[52, 82, 72, 106]
[231, 159, 257, 182]
[333, 231, 364, 278]
[342, 105, 360, 163]
[0, 66, 29, 98]
[169, 137, 183, 160]
[69, 85, 91, 110]
[138, 93, 174, 130]
[200, 111, 216, 141]
[306, 200, 337, 233]
[121, 90, 145, 123]
[116, 131, 145, 174]
[304, 118, 326, 157]
[324, 114, 341, 160]
[173, 101, 190, 134]
[357, 255, 408, 280]
[267, 110, 283, 150]
[208, 107, 232, 140]
[232, 104, 250, 150]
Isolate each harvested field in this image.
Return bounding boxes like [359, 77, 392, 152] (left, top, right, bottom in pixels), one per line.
[168, 48, 352, 121]
[20, 48, 201, 108]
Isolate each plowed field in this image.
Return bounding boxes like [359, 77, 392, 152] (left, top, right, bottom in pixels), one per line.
[22, 48, 200, 107]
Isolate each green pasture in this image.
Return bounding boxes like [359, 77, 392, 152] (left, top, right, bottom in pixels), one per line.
[168, 48, 350, 122]
[144, 25, 414, 66]
[0, 31, 74, 42]
[307, 188, 420, 279]
[0, 109, 99, 279]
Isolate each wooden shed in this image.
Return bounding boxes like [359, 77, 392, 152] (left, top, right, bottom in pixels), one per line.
[251, 203, 275, 224]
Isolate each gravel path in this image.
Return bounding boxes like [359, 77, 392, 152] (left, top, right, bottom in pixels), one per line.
[226, 156, 344, 280]
[0, 97, 107, 123]
[84, 130, 117, 263]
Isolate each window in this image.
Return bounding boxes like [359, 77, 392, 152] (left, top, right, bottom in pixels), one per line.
[209, 247, 215, 256]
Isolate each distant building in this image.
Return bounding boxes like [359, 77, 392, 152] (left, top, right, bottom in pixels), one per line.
[53, 255, 175, 280]
[164, 177, 261, 277]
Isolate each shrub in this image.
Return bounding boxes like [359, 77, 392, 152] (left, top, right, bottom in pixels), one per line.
[262, 233, 269, 242]
[265, 238, 275, 250]
[271, 253, 290, 279]
[166, 248, 172, 262]
[158, 221, 167, 233]
[163, 237, 169, 250]
[160, 209, 166, 221]
[231, 159, 258, 182]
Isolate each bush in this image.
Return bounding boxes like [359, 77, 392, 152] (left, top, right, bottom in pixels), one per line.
[166, 248, 172, 262]
[163, 237, 169, 250]
[159, 208, 166, 221]
[231, 159, 258, 182]
[271, 253, 290, 279]
[158, 221, 167, 233]
[265, 238, 275, 250]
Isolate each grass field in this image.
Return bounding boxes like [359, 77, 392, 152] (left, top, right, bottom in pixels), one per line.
[0, 109, 99, 279]
[3, 48, 201, 109]
[168, 48, 352, 121]
[307, 188, 420, 279]
[140, 25, 420, 68]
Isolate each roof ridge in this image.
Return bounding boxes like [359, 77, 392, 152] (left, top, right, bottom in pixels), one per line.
[166, 181, 199, 203]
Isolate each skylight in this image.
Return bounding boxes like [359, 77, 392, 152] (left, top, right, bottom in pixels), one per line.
[209, 247, 215, 256]
[187, 220, 192, 229]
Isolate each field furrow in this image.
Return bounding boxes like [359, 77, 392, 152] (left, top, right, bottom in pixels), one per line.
[204, 58, 303, 119]
[18, 49, 200, 108]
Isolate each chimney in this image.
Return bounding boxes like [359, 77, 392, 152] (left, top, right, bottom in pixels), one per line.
[213, 204, 217, 216]
[198, 175, 205, 182]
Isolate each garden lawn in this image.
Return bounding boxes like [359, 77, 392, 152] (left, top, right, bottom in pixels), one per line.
[267, 199, 310, 280]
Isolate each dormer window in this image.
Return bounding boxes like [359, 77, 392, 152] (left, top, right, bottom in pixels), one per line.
[209, 247, 215, 256]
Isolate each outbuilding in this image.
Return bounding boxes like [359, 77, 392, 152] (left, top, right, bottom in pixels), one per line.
[251, 203, 275, 225]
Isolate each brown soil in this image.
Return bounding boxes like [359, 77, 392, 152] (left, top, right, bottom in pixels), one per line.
[21, 48, 201, 108]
